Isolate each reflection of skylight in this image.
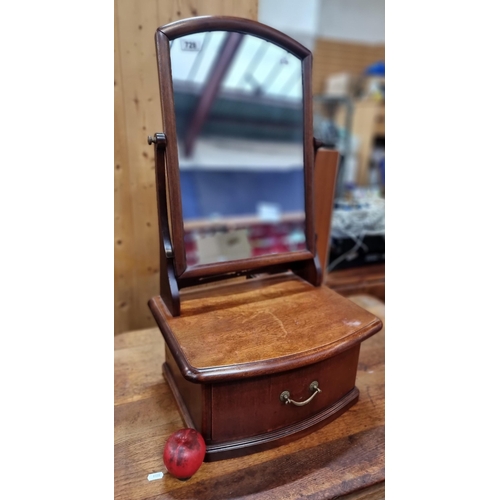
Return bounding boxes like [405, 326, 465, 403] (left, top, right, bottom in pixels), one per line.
[222, 36, 302, 100]
[170, 32, 302, 100]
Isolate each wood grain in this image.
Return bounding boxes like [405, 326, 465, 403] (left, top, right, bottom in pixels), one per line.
[149, 274, 382, 379]
[314, 149, 339, 276]
[114, 1, 259, 334]
[208, 348, 360, 441]
[114, 0, 136, 334]
[115, 0, 163, 333]
[114, 294, 385, 499]
[326, 264, 385, 303]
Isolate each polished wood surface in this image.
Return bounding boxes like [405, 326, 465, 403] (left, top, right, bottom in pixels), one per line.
[314, 148, 339, 274]
[115, 294, 385, 499]
[149, 274, 381, 377]
[209, 350, 359, 440]
[326, 264, 385, 303]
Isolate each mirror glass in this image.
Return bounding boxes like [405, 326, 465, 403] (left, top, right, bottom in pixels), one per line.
[170, 31, 305, 266]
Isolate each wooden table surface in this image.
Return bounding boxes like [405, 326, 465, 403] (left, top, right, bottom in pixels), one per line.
[115, 294, 385, 500]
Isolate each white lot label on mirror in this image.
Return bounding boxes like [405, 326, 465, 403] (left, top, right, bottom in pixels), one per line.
[181, 39, 201, 51]
[147, 471, 164, 481]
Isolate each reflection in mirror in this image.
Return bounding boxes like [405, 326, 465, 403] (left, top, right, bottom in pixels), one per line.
[170, 31, 305, 266]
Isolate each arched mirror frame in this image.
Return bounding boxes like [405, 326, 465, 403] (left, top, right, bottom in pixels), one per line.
[152, 16, 322, 314]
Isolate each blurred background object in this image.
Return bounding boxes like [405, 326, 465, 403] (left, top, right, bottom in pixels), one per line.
[259, 0, 385, 302]
[114, 0, 385, 334]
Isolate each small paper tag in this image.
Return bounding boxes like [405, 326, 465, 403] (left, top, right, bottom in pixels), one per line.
[181, 39, 201, 51]
[147, 471, 164, 481]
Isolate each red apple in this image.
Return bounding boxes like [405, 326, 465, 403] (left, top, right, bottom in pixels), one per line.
[163, 428, 206, 480]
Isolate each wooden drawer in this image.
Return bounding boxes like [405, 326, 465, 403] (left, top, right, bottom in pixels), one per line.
[210, 345, 360, 442]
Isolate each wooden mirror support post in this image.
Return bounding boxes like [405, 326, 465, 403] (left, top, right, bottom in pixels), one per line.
[146, 16, 383, 461]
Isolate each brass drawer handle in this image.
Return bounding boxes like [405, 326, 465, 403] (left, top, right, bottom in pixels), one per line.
[280, 381, 321, 406]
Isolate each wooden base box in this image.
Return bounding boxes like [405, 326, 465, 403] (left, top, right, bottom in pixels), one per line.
[149, 274, 382, 461]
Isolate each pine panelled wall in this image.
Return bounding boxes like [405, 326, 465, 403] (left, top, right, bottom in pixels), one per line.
[114, 0, 258, 334]
[312, 38, 385, 95]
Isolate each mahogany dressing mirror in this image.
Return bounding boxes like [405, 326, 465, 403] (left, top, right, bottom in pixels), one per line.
[146, 17, 383, 462]
[149, 16, 322, 316]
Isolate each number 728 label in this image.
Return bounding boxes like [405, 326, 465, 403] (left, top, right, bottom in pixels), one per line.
[181, 39, 201, 51]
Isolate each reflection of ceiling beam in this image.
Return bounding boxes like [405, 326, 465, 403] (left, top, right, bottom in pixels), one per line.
[184, 32, 244, 157]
